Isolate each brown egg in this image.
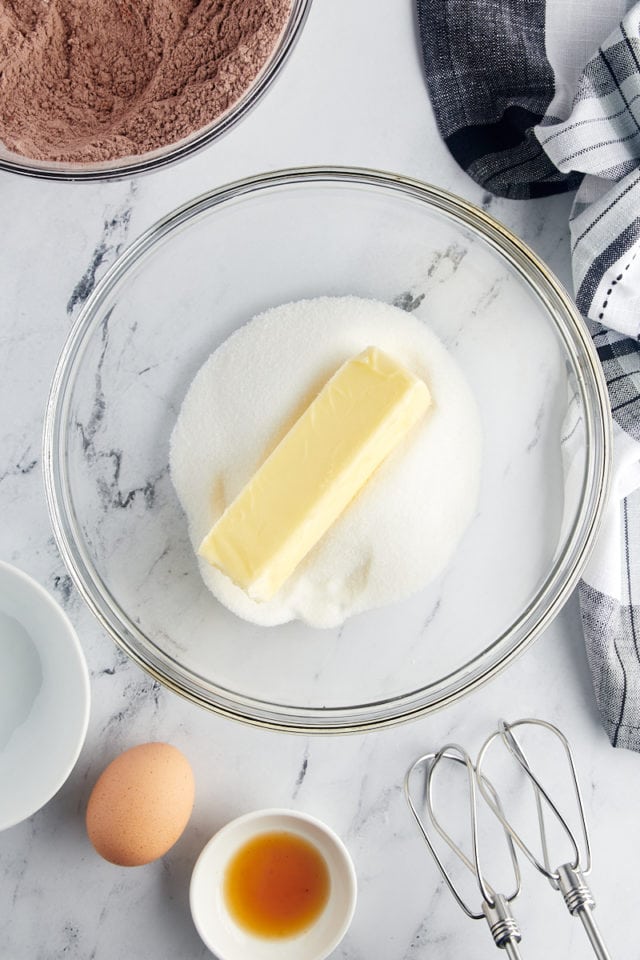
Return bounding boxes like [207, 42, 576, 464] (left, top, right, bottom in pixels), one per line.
[86, 742, 195, 866]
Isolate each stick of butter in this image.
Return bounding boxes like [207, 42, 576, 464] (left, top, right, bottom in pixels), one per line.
[198, 346, 431, 601]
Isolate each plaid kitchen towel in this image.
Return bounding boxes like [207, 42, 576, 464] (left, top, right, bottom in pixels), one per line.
[418, 0, 640, 749]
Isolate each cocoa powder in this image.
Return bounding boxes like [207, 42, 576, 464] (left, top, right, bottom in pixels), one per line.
[0, 0, 291, 163]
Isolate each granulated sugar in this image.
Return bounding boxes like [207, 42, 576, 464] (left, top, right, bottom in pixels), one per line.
[0, 0, 291, 163]
[170, 296, 482, 628]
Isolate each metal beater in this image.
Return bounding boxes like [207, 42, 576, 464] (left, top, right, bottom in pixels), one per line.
[476, 718, 611, 960]
[405, 744, 525, 958]
[405, 718, 612, 959]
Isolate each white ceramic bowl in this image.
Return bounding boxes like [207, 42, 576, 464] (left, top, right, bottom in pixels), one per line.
[190, 809, 357, 960]
[0, 561, 90, 830]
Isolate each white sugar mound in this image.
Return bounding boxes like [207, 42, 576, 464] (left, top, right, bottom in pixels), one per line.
[170, 297, 482, 628]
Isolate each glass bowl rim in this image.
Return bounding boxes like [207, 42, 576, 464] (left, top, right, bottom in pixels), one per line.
[0, 0, 311, 182]
[43, 165, 613, 733]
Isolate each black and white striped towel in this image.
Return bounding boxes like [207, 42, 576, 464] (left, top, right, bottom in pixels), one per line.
[418, 0, 640, 749]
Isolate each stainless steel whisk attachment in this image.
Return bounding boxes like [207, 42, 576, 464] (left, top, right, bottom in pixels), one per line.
[405, 744, 525, 958]
[405, 718, 612, 959]
[476, 718, 611, 960]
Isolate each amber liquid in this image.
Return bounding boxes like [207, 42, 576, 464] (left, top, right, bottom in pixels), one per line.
[223, 830, 331, 938]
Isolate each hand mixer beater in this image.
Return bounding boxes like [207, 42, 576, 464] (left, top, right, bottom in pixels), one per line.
[477, 718, 611, 959]
[405, 718, 612, 958]
[405, 743, 526, 958]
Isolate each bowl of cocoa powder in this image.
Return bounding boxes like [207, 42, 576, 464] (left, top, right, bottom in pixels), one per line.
[0, 0, 309, 180]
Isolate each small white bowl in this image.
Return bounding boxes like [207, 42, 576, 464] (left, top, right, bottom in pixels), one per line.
[190, 809, 357, 960]
[0, 561, 90, 830]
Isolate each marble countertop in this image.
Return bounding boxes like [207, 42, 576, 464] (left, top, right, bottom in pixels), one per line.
[1, 1, 637, 958]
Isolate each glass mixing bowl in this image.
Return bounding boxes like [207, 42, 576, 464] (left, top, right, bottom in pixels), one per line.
[0, 0, 310, 182]
[44, 168, 611, 732]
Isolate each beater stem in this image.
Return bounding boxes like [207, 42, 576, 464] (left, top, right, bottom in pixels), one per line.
[482, 894, 524, 957]
[577, 908, 612, 960]
[556, 864, 612, 960]
[503, 940, 524, 960]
